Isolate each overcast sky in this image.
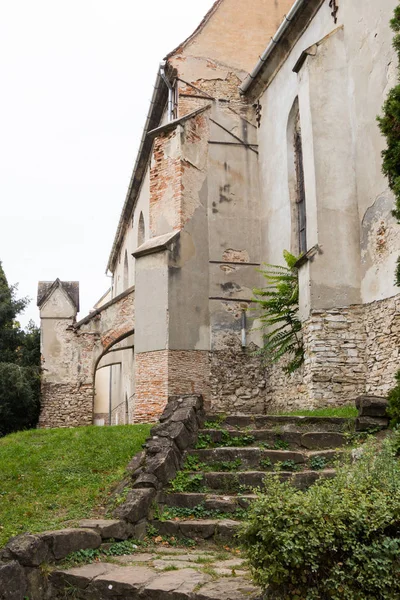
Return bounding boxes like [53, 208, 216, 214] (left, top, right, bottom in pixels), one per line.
[0, 0, 214, 326]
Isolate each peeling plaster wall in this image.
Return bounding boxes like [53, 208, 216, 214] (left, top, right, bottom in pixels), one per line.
[38, 287, 135, 428]
[257, 0, 399, 310]
[113, 167, 150, 297]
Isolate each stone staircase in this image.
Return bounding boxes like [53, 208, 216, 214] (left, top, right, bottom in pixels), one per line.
[149, 413, 352, 544]
[4, 396, 389, 599]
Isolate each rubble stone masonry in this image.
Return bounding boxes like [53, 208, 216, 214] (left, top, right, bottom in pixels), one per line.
[39, 383, 93, 428]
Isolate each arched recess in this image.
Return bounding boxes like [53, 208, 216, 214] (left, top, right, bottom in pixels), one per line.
[138, 212, 145, 247]
[93, 328, 135, 426]
[287, 97, 307, 256]
[123, 250, 129, 290]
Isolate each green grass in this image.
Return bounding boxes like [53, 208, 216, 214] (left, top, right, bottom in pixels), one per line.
[0, 424, 151, 547]
[274, 406, 357, 418]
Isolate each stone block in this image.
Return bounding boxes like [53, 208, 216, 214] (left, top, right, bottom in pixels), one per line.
[145, 448, 179, 484]
[40, 528, 102, 561]
[0, 561, 27, 600]
[355, 395, 388, 417]
[4, 534, 50, 567]
[126, 450, 146, 474]
[355, 416, 389, 431]
[133, 473, 160, 489]
[78, 519, 130, 540]
[114, 488, 155, 523]
[301, 432, 346, 450]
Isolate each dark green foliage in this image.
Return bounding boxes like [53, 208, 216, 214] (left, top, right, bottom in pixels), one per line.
[377, 5, 400, 285]
[309, 455, 329, 471]
[240, 433, 400, 599]
[170, 471, 205, 493]
[387, 369, 400, 427]
[0, 262, 28, 363]
[0, 363, 40, 437]
[157, 503, 248, 522]
[0, 262, 41, 435]
[253, 250, 303, 373]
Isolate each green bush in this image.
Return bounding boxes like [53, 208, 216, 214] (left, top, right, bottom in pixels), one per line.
[0, 363, 40, 436]
[239, 432, 400, 599]
[387, 369, 400, 428]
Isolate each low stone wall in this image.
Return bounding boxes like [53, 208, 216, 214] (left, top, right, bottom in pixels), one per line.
[114, 394, 205, 523]
[365, 294, 400, 395]
[209, 338, 267, 414]
[38, 383, 93, 428]
[303, 306, 367, 408]
[262, 294, 399, 411]
[266, 362, 307, 413]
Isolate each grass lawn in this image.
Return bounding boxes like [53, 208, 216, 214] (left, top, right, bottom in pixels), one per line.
[274, 406, 358, 418]
[0, 424, 151, 547]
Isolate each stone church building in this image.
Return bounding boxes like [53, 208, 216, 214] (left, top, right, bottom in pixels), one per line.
[37, 0, 400, 427]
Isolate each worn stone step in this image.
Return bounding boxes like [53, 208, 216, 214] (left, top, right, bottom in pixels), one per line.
[200, 429, 347, 449]
[206, 414, 354, 432]
[187, 447, 307, 470]
[151, 518, 240, 541]
[49, 549, 261, 599]
[191, 469, 336, 492]
[158, 491, 256, 511]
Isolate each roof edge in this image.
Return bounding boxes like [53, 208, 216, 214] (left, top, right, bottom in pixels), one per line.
[165, 0, 224, 60]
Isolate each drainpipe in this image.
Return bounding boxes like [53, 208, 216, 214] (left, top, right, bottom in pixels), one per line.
[241, 310, 247, 348]
[160, 62, 174, 122]
[108, 365, 112, 426]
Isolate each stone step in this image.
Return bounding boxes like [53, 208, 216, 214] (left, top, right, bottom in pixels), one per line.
[206, 414, 354, 432]
[186, 447, 343, 470]
[200, 429, 348, 449]
[158, 491, 256, 512]
[151, 518, 240, 541]
[49, 549, 261, 599]
[190, 469, 336, 492]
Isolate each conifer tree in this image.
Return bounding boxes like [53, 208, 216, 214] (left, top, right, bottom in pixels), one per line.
[377, 4, 400, 285]
[0, 261, 41, 436]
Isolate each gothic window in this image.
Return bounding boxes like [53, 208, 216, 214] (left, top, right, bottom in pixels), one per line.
[123, 250, 129, 290]
[138, 212, 145, 247]
[287, 98, 307, 255]
[294, 115, 307, 254]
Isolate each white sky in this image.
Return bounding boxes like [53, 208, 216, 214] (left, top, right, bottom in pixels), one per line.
[0, 0, 214, 326]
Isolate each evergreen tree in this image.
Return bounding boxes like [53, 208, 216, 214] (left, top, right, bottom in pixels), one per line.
[377, 4, 400, 285]
[0, 261, 41, 435]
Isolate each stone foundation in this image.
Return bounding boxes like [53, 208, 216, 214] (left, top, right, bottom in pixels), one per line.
[209, 338, 267, 414]
[266, 362, 307, 413]
[365, 294, 400, 395]
[303, 306, 367, 407]
[38, 383, 93, 428]
[264, 293, 400, 411]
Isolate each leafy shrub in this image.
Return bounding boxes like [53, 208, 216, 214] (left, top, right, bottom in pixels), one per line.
[0, 363, 40, 436]
[240, 432, 400, 599]
[170, 471, 204, 493]
[253, 250, 303, 373]
[387, 369, 400, 427]
[309, 455, 329, 471]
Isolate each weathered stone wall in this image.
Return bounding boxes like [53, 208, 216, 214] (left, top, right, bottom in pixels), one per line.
[263, 294, 400, 412]
[209, 338, 266, 414]
[365, 294, 400, 395]
[39, 383, 93, 428]
[303, 306, 367, 407]
[266, 362, 307, 414]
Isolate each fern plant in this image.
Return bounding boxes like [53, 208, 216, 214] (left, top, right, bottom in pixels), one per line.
[377, 3, 400, 286]
[253, 250, 303, 374]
